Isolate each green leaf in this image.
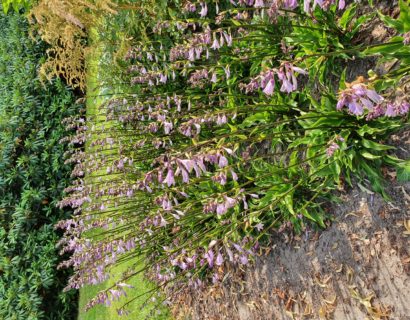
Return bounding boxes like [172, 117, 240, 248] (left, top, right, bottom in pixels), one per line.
[400, 0, 410, 31]
[241, 111, 270, 127]
[364, 40, 404, 56]
[338, 4, 356, 30]
[377, 11, 404, 33]
[361, 139, 395, 151]
[397, 161, 410, 182]
[360, 151, 382, 160]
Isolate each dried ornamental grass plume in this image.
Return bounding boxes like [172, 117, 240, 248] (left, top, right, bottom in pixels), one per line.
[28, 0, 117, 90]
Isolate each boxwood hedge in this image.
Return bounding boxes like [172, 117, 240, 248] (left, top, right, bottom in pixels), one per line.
[0, 9, 79, 320]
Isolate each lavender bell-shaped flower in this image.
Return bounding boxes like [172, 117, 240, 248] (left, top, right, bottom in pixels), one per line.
[215, 252, 224, 266]
[165, 167, 175, 187]
[199, 2, 208, 17]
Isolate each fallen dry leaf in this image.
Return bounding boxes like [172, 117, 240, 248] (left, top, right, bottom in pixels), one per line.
[314, 274, 332, 288]
[403, 220, 410, 235]
[323, 295, 337, 306]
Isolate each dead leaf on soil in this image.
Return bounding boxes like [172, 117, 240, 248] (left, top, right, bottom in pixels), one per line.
[346, 212, 360, 218]
[314, 274, 332, 288]
[402, 256, 410, 265]
[318, 303, 335, 320]
[403, 220, 410, 236]
[346, 266, 354, 283]
[303, 303, 313, 316]
[350, 288, 374, 310]
[400, 186, 410, 202]
[323, 295, 337, 306]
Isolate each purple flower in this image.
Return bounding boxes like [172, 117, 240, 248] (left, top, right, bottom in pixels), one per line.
[348, 100, 363, 115]
[337, 83, 383, 116]
[199, 2, 208, 17]
[204, 249, 214, 268]
[255, 223, 264, 231]
[216, 114, 227, 125]
[385, 103, 397, 117]
[224, 196, 237, 209]
[399, 101, 409, 115]
[263, 79, 275, 96]
[231, 170, 238, 181]
[224, 66, 231, 79]
[304, 0, 310, 12]
[165, 167, 175, 187]
[326, 142, 340, 157]
[218, 155, 228, 168]
[239, 255, 249, 265]
[163, 121, 173, 134]
[254, 0, 264, 8]
[215, 252, 224, 266]
[212, 172, 227, 185]
[211, 37, 220, 50]
[216, 203, 227, 215]
[211, 72, 217, 83]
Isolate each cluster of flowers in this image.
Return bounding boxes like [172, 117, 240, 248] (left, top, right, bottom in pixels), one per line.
[188, 68, 216, 87]
[154, 237, 256, 287]
[169, 28, 233, 62]
[85, 282, 134, 310]
[141, 149, 233, 190]
[337, 82, 409, 119]
[303, 0, 345, 12]
[193, 0, 345, 16]
[178, 111, 230, 137]
[203, 190, 258, 215]
[244, 63, 307, 95]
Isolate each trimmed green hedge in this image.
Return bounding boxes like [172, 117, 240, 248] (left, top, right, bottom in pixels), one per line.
[0, 9, 79, 320]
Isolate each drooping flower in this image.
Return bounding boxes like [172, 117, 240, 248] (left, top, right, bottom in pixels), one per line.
[254, 222, 264, 231]
[303, 0, 345, 12]
[254, 0, 265, 8]
[215, 252, 224, 266]
[199, 2, 208, 17]
[337, 82, 383, 116]
[326, 142, 340, 157]
[204, 249, 214, 268]
[165, 167, 175, 187]
[277, 63, 307, 93]
[246, 63, 306, 96]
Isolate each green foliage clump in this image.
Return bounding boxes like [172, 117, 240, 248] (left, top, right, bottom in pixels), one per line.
[1, 0, 31, 13]
[0, 9, 80, 320]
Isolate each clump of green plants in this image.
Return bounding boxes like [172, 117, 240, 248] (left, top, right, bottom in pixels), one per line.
[0, 8, 80, 320]
[58, 0, 410, 316]
[0, 0, 31, 12]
